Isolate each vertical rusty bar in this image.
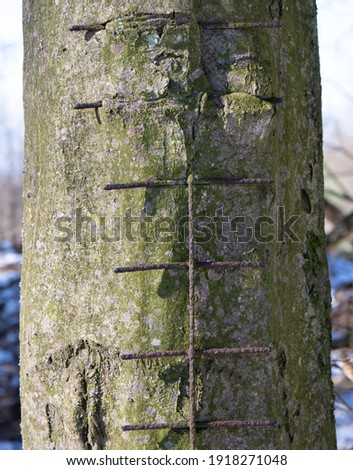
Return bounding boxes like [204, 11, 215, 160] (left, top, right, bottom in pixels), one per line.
[187, 175, 196, 450]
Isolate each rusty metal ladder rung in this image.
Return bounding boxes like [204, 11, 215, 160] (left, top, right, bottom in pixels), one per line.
[69, 19, 283, 34]
[107, 177, 276, 448]
[69, 14, 283, 449]
[120, 347, 272, 361]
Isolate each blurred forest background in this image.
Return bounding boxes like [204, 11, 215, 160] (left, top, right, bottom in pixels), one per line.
[1, 0, 353, 450]
[0, 2, 22, 248]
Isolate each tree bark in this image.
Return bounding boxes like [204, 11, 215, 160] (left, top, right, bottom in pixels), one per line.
[21, 0, 336, 449]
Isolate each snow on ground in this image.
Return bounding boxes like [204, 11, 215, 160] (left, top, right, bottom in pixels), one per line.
[330, 253, 353, 449]
[0, 242, 21, 449]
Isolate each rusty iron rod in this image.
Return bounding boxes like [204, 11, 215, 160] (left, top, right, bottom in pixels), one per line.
[114, 261, 264, 274]
[104, 178, 274, 191]
[197, 261, 265, 269]
[199, 21, 283, 30]
[70, 21, 282, 33]
[74, 101, 103, 110]
[120, 346, 272, 360]
[69, 24, 106, 32]
[114, 263, 187, 273]
[188, 177, 196, 449]
[122, 419, 276, 432]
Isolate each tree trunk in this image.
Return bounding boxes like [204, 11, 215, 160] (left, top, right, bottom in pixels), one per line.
[21, 0, 336, 449]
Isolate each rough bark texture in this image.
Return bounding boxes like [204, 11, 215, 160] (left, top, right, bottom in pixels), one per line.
[21, 0, 336, 449]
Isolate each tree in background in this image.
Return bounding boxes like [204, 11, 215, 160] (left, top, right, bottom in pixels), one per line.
[21, 0, 336, 449]
[0, 42, 23, 248]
